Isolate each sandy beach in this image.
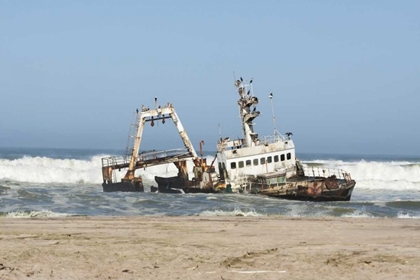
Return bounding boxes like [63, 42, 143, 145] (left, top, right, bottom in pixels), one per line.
[0, 216, 419, 279]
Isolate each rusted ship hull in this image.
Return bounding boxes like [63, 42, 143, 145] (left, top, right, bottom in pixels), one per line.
[100, 77, 357, 202]
[252, 177, 356, 202]
[153, 176, 217, 194]
[102, 180, 144, 192]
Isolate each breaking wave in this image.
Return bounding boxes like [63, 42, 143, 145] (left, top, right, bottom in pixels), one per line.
[302, 160, 420, 191]
[0, 155, 105, 184]
[0, 154, 419, 191]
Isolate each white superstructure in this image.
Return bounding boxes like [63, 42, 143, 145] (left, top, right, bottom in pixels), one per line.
[216, 77, 297, 191]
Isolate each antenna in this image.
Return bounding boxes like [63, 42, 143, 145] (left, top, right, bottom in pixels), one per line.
[154, 97, 159, 126]
[218, 123, 222, 139]
[250, 78, 254, 96]
[269, 92, 277, 137]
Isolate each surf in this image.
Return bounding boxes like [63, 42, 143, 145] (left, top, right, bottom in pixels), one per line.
[1, 154, 419, 192]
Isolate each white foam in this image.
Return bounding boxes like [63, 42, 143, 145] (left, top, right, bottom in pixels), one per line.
[342, 160, 420, 182]
[397, 212, 420, 219]
[0, 155, 105, 184]
[6, 210, 71, 218]
[342, 210, 373, 218]
[355, 180, 420, 191]
[199, 208, 265, 217]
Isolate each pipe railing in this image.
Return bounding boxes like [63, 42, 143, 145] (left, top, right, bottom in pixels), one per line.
[262, 134, 286, 144]
[137, 148, 190, 161]
[303, 167, 351, 180]
[101, 156, 128, 167]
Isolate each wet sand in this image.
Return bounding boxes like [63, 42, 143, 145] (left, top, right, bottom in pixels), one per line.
[1, 216, 420, 279]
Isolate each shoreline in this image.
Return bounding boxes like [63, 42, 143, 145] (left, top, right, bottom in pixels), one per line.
[1, 216, 420, 279]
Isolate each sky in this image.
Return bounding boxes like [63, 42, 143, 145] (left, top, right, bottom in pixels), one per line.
[0, 0, 419, 156]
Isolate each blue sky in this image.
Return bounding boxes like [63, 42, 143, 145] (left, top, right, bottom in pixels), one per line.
[0, 0, 419, 156]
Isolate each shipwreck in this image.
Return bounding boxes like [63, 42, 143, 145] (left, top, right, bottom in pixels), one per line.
[101, 98, 221, 193]
[101, 77, 356, 201]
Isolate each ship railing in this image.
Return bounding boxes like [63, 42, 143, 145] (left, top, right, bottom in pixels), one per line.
[101, 156, 129, 167]
[262, 134, 287, 144]
[303, 167, 351, 180]
[101, 148, 192, 168]
[137, 148, 191, 161]
[101, 156, 129, 183]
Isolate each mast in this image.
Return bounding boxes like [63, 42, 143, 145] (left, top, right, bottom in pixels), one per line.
[269, 92, 278, 137]
[234, 77, 260, 147]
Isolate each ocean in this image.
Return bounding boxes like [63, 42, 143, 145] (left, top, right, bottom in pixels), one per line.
[1, 147, 419, 219]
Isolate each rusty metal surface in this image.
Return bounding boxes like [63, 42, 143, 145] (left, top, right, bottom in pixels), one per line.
[254, 177, 356, 201]
[101, 101, 201, 189]
[100, 77, 356, 201]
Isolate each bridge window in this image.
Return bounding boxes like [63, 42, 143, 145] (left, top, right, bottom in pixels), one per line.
[287, 153, 291, 160]
[260, 158, 265, 164]
[267, 156, 272, 163]
[281, 154, 285, 161]
[231, 162, 236, 169]
[274, 155, 279, 162]
[239, 161, 244, 168]
[253, 159, 259, 166]
[246, 160, 251, 166]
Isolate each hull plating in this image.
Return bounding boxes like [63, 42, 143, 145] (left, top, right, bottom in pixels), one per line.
[102, 181, 144, 192]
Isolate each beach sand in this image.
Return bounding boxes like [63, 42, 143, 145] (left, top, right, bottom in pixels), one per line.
[1, 216, 419, 279]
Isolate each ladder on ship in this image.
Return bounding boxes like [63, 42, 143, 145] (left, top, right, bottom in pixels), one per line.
[125, 111, 140, 161]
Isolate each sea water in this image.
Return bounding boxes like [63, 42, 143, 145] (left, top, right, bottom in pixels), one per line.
[1, 147, 419, 218]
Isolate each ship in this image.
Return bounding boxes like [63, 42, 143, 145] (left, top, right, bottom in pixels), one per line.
[101, 98, 221, 193]
[101, 77, 356, 201]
